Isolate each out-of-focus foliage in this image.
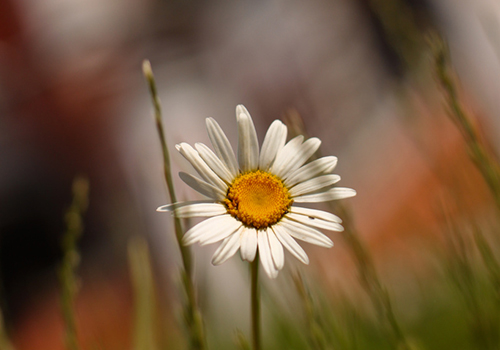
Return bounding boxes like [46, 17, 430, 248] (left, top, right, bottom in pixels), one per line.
[59, 177, 89, 350]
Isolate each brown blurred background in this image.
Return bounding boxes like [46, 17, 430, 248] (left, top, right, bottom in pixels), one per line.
[1, 0, 500, 348]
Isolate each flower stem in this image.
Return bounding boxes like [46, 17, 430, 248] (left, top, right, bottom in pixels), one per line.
[250, 256, 261, 350]
[142, 60, 206, 350]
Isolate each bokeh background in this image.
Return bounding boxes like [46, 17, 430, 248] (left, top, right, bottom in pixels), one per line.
[2, 0, 500, 349]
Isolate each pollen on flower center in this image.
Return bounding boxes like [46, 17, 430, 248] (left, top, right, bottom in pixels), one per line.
[224, 170, 293, 230]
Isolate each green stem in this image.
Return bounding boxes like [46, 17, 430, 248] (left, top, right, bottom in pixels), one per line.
[142, 60, 192, 275]
[251, 256, 261, 350]
[142, 60, 205, 350]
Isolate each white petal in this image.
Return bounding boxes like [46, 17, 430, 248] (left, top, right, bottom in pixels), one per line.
[290, 206, 342, 223]
[284, 156, 338, 187]
[270, 135, 304, 176]
[290, 174, 341, 197]
[157, 200, 216, 212]
[195, 143, 234, 183]
[240, 227, 258, 262]
[179, 172, 226, 201]
[174, 203, 227, 218]
[176, 143, 227, 191]
[206, 117, 239, 176]
[236, 105, 259, 171]
[273, 225, 309, 265]
[212, 227, 243, 265]
[182, 214, 240, 246]
[259, 120, 287, 170]
[258, 230, 279, 279]
[286, 212, 344, 232]
[281, 218, 334, 248]
[275, 137, 321, 178]
[199, 219, 242, 246]
[267, 228, 284, 270]
[294, 187, 357, 203]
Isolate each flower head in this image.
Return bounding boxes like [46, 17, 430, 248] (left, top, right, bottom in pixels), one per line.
[158, 105, 356, 278]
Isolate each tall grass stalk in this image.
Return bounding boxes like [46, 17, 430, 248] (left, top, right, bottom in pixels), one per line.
[433, 37, 500, 211]
[433, 36, 500, 348]
[59, 176, 89, 350]
[142, 60, 206, 350]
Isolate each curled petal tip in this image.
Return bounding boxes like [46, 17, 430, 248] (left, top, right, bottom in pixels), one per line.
[156, 204, 174, 212]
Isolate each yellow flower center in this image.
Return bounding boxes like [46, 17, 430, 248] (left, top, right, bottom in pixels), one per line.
[225, 170, 293, 230]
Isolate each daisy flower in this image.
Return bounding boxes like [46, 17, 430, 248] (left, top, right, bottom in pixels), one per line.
[158, 105, 356, 278]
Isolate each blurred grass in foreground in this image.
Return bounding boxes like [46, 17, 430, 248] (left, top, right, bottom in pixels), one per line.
[285, 110, 413, 350]
[128, 236, 160, 350]
[432, 34, 500, 350]
[59, 177, 89, 350]
[0, 307, 14, 350]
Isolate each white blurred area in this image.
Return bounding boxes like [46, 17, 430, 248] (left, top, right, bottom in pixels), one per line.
[2, 0, 500, 347]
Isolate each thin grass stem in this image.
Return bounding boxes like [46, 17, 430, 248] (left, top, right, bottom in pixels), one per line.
[142, 60, 206, 350]
[432, 36, 500, 211]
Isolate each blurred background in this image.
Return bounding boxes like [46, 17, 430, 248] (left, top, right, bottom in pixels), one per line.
[1, 0, 500, 349]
